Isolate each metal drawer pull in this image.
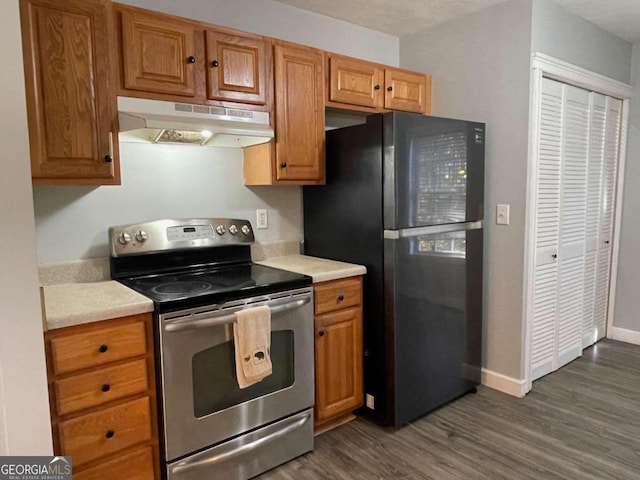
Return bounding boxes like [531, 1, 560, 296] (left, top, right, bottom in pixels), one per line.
[164, 296, 311, 332]
[171, 410, 311, 474]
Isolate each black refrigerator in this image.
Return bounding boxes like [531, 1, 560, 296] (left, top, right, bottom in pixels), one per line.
[304, 111, 484, 427]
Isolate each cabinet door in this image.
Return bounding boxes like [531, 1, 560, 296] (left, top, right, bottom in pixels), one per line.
[121, 9, 199, 97]
[20, 0, 118, 184]
[315, 307, 363, 423]
[206, 29, 268, 105]
[274, 43, 325, 182]
[384, 68, 431, 114]
[328, 54, 383, 108]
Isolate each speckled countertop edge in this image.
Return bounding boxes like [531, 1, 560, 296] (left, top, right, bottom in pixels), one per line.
[256, 255, 366, 283]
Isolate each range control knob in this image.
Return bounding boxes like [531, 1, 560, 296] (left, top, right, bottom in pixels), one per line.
[229, 225, 238, 235]
[241, 225, 251, 235]
[118, 232, 131, 245]
[135, 230, 148, 242]
[216, 225, 226, 235]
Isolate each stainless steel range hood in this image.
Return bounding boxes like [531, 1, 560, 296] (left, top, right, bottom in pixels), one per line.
[117, 96, 274, 148]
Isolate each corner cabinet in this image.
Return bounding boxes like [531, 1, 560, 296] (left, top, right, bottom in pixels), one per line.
[44, 314, 160, 480]
[313, 276, 363, 431]
[243, 41, 325, 185]
[19, 0, 120, 185]
[327, 53, 431, 114]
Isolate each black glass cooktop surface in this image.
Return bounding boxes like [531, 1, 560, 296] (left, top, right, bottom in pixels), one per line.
[118, 263, 311, 312]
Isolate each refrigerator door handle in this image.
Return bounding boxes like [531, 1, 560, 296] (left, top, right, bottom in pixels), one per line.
[384, 221, 483, 239]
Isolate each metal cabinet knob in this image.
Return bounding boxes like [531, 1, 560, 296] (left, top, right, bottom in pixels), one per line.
[101, 384, 111, 393]
[280, 162, 287, 168]
[551, 254, 557, 259]
[103, 155, 113, 163]
[105, 430, 115, 439]
[337, 294, 345, 301]
[374, 85, 381, 90]
[211, 60, 219, 67]
[187, 56, 196, 63]
[387, 86, 393, 92]
[604, 240, 610, 244]
[98, 344, 108, 353]
[318, 330, 325, 337]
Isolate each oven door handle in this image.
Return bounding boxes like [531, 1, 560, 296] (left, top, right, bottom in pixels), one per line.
[164, 295, 311, 333]
[169, 409, 312, 475]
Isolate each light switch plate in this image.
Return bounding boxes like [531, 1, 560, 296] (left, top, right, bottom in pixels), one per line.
[496, 204, 510, 225]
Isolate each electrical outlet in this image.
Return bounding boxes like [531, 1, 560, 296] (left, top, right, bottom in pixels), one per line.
[256, 209, 268, 229]
[496, 204, 510, 225]
[366, 394, 375, 410]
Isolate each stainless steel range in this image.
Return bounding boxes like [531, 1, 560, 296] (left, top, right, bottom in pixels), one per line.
[109, 218, 314, 480]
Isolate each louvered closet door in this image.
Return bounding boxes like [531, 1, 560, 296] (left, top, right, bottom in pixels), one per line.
[582, 93, 606, 349]
[594, 97, 622, 340]
[557, 84, 589, 368]
[531, 77, 622, 382]
[531, 78, 562, 380]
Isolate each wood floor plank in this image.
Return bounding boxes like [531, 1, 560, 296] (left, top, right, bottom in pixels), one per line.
[258, 339, 640, 479]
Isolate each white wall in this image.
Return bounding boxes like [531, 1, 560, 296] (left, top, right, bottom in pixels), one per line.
[0, 0, 52, 455]
[400, 0, 533, 381]
[117, 0, 399, 66]
[614, 44, 640, 333]
[531, 0, 632, 84]
[33, 0, 400, 264]
[34, 144, 302, 262]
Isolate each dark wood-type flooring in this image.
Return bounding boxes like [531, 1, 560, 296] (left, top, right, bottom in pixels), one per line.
[259, 339, 640, 479]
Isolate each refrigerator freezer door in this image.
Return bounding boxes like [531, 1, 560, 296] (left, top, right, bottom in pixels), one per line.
[383, 112, 485, 230]
[384, 225, 483, 426]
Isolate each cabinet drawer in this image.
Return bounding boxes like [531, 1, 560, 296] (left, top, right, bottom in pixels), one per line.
[49, 321, 147, 375]
[314, 277, 362, 315]
[74, 445, 155, 480]
[54, 358, 149, 416]
[58, 396, 152, 467]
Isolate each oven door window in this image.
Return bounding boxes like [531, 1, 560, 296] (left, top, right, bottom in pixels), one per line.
[192, 330, 295, 418]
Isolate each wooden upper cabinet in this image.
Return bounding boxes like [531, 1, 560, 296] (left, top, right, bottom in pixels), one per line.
[19, 0, 119, 185]
[328, 54, 383, 109]
[120, 9, 201, 97]
[384, 68, 431, 114]
[326, 53, 432, 115]
[206, 29, 268, 105]
[273, 42, 325, 183]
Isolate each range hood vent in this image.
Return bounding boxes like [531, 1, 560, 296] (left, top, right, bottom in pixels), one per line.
[117, 96, 274, 148]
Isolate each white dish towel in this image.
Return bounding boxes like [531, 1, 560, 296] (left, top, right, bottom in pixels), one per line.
[233, 305, 273, 389]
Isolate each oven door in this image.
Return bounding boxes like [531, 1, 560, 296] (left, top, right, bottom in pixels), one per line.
[158, 287, 314, 462]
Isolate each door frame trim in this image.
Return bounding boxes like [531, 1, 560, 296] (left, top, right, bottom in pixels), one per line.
[522, 52, 631, 393]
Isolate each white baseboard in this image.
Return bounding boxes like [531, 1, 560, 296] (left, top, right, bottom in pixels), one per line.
[610, 327, 640, 346]
[481, 368, 528, 398]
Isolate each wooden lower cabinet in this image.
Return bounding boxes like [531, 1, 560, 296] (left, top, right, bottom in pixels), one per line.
[73, 446, 155, 480]
[44, 313, 159, 479]
[313, 276, 363, 431]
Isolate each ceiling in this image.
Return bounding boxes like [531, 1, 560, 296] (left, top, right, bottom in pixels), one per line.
[273, 0, 640, 44]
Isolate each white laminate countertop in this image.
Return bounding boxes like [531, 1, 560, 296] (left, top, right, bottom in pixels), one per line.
[256, 255, 366, 283]
[42, 281, 154, 330]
